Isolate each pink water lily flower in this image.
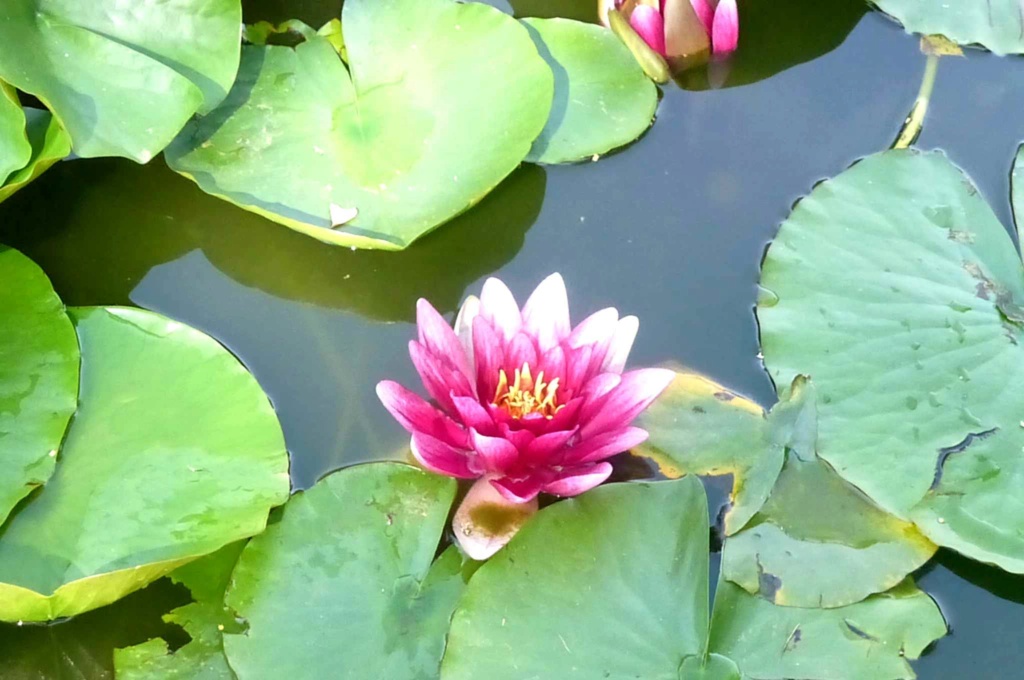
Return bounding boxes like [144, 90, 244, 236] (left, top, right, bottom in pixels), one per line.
[602, 0, 738, 63]
[377, 274, 674, 560]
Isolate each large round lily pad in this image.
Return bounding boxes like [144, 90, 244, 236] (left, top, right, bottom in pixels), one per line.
[442, 477, 710, 679]
[441, 476, 945, 679]
[521, 18, 656, 164]
[167, 0, 554, 250]
[223, 463, 464, 680]
[0, 245, 79, 526]
[758, 148, 1024, 571]
[872, 0, 1024, 55]
[0, 306, 289, 622]
[0, 0, 242, 161]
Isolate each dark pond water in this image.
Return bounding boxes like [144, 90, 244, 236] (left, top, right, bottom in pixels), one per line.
[2, 0, 1024, 676]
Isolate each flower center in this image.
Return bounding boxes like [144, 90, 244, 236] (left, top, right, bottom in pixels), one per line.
[493, 363, 563, 419]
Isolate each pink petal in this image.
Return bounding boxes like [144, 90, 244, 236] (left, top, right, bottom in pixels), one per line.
[711, 0, 738, 54]
[629, 5, 667, 56]
[417, 299, 471, 381]
[409, 341, 475, 413]
[498, 422, 535, 452]
[568, 308, 619, 350]
[560, 426, 649, 465]
[542, 463, 614, 497]
[505, 332, 539, 372]
[470, 428, 520, 474]
[472, 317, 504, 400]
[539, 345, 567, 385]
[454, 295, 480, 375]
[563, 344, 594, 395]
[453, 477, 539, 560]
[688, 0, 714, 34]
[600, 315, 639, 374]
[524, 428, 578, 464]
[580, 368, 676, 438]
[410, 432, 476, 479]
[480, 277, 521, 342]
[521, 273, 571, 352]
[376, 381, 468, 448]
[451, 395, 496, 435]
[490, 475, 548, 504]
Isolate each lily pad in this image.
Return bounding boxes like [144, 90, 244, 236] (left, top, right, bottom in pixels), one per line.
[0, 84, 31, 185]
[521, 19, 656, 164]
[723, 451, 937, 608]
[708, 579, 946, 679]
[637, 374, 936, 607]
[0, 108, 72, 205]
[634, 370, 783, 534]
[758, 148, 1024, 571]
[0, 0, 241, 162]
[166, 0, 554, 250]
[0, 245, 79, 525]
[441, 476, 946, 679]
[114, 543, 245, 680]
[0, 306, 289, 622]
[223, 463, 466, 680]
[871, 0, 1024, 55]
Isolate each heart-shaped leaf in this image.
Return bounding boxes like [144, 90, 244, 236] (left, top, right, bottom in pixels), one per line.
[0, 0, 242, 161]
[166, 0, 554, 250]
[871, 0, 1024, 55]
[758, 148, 1024, 571]
[222, 463, 465, 680]
[0, 306, 289, 622]
[521, 18, 656, 164]
[0, 245, 78, 525]
[441, 476, 946, 679]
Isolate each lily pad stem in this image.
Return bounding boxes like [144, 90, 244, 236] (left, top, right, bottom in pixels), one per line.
[892, 52, 939, 150]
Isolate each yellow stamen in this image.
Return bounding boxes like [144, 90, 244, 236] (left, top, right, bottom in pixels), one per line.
[493, 363, 563, 419]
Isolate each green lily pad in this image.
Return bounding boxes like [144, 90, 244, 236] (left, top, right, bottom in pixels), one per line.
[442, 477, 710, 679]
[871, 0, 1024, 55]
[723, 451, 937, 608]
[223, 463, 465, 680]
[114, 543, 245, 680]
[0, 84, 31, 185]
[0, 0, 241, 162]
[758, 148, 1024, 571]
[637, 374, 936, 607]
[521, 19, 656, 164]
[441, 476, 946, 679]
[0, 245, 79, 526]
[634, 370, 783, 535]
[0, 306, 289, 622]
[708, 579, 947, 679]
[167, 0, 554, 250]
[0, 108, 72, 205]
